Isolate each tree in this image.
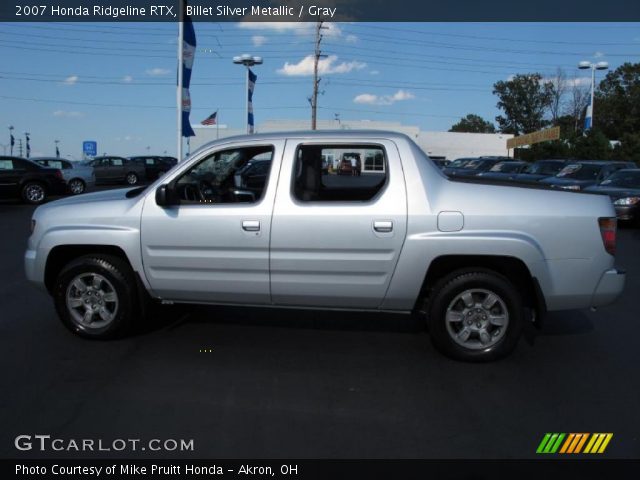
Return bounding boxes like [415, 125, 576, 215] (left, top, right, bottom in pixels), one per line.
[548, 68, 568, 123]
[594, 62, 640, 139]
[571, 128, 612, 160]
[612, 132, 640, 163]
[565, 75, 590, 134]
[449, 114, 496, 133]
[493, 73, 555, 135]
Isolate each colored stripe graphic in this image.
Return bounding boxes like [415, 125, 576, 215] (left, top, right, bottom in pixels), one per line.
[538, 433, 613, 454]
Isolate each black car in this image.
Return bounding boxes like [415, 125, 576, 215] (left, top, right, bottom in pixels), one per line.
[443, 157, 516, 178]
[539, 161, 636, 191]
[83, 156, 146, 185]
[129, 156, 178, 181]
[0, 156, 67, 204]
[234, 158, 272, 195]
[509, 159, 568, 185]
[476, 161, 528, 180]
[430, 158, 451, 169]
[584, 169, 640, 223]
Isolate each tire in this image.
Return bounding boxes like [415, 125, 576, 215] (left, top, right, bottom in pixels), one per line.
[426, 269, 524, 362]
[125, 172, 139, 185]
[68, 178, 86, 195]
[53, 254, 136, 339]
[21, 181, 47, 205]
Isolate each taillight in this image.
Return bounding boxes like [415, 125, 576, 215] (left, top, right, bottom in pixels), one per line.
[598, 217, 617, 256]
[54, 169, 63, 179]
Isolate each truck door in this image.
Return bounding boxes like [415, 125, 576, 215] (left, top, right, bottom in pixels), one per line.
[140, 140, 284, 304]
[270, 139, 407, 309]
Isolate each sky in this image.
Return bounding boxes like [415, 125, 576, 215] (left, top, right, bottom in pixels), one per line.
[0, 21, 639, 158]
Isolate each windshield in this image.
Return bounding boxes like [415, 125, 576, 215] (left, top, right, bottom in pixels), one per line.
[524, 161, 563, 175]
[490, 162, 521, 173]
[599, 171, 640, 188]
[448, 158, 473, 168]
[463, 159, 492, 170]
[556, 164, 601, 180]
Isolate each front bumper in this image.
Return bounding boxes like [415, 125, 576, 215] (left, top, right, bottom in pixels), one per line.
[591, 268, 626, 308]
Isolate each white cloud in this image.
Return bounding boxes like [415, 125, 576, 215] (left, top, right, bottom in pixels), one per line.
[122, 75, 133, 83]
[278, 55, 366, 76]
[145, 68, 170, 76]
[369, 70, 380, 75]
[239, 21, 343, 38]
[594, 51, 605, 58]
[353, 90, 415, 106]
[252, 35, 267, 47]
[345, 34, 358, 43]
[53, 110, 84, 118]
[61, 75, 78, 86]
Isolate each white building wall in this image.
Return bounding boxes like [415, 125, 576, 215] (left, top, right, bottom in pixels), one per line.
[190, 120, 513, 160]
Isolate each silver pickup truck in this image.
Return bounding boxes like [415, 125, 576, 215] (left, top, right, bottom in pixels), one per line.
[24, 131, 625, 361]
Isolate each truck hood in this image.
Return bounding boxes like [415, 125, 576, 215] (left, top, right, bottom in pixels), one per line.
[45, 187, 142, 207]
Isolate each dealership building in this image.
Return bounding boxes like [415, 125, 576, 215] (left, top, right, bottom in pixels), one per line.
[190, 119, 514, 160]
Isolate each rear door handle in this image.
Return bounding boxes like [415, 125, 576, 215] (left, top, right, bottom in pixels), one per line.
[242, 220, 260, 232]
[373, 220, 393, 233]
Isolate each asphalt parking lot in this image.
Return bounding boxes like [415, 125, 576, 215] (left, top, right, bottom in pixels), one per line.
[1, 191, 639, 459]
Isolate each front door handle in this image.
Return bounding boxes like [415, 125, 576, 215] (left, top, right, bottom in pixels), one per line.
[242, 220, 260, 232]
[373, 220, 393, 233]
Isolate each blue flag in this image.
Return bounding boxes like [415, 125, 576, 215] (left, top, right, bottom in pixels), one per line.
[25, 134, 30, 158]
[248, 69, 257, 134]
[10, 134, 14, 147]
[181, 14, 196, 138]
[584, 96, 592, 131]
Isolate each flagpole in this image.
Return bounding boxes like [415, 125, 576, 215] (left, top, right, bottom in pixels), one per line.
[245, 67, 249, 134]
[177, 1, 184, 162]
[216, 110, 219, 140]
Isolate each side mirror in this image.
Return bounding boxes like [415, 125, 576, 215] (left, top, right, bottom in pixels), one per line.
[155, 184, 174, 207]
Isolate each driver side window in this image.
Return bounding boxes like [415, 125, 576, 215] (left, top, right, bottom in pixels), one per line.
[175, 145, 274, 205]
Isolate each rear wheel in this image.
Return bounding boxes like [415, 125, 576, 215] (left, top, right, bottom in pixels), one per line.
[125, 172, 139, 185]
[68, 178, 86, 195]
[21, 182, 47, 204]
[426, 270, 524, 362]
[53, 255, 136, 339]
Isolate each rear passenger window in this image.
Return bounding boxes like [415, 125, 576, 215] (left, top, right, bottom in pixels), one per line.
[293, 145, 387, 202]
[112, 159, 123, 166]
[0, 160, 13, 170]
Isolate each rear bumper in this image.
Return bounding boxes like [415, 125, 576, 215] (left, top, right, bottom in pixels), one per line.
[591, 268, 626, 308]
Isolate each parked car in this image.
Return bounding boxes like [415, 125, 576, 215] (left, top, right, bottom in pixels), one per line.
[443, 157, 516, 178]
[430, 158, 451, 169]
[129, 156, 178, 181]
[83, 156, 146, 186]
[25, 131, 625, 362]
[234, 158, 272, 195]
[476, 161, 528, 180]
[509, 159, 568, 185]
[32, 157, 95, 195]
[0, 156, 67, 204]
[584, 169, 640, 223]
[539, 161, 636, 191]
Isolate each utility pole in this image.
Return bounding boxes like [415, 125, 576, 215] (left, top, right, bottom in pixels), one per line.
[18, 138, 23, 157]
[311, 21, 327, 130]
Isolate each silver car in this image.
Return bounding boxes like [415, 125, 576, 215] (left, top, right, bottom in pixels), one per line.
[24, 131, 625, 361]
[32, 157, 95, 195]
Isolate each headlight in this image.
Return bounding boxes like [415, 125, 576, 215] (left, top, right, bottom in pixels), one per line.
[561, 185, 581, 191]
[613, 197, 640, 206]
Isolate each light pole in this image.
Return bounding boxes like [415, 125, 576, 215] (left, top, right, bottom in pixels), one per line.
[24, 132, 30, 158]
[8, 125, 14, 156]
[578, 60, 608, 130]
[233, 54, 262, 134]
[55, 139, 60, 158]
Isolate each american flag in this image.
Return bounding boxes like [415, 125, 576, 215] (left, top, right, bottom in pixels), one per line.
[201, 111, 217, 126]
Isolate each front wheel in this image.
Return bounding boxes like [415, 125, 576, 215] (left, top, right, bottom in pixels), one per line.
[53, 255, 136, 339]
[125, 172, 139, 185]
[426, 270, 524, 362]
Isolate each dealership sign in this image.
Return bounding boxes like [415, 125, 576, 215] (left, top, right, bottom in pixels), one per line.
[82, 141, 97, 157]
[507, 126, 561, 149]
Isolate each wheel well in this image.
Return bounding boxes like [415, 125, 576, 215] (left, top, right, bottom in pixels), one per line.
[44, 245, 131, 293]
[416, 255, 538, 312]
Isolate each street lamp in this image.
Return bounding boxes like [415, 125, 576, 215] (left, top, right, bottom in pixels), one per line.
[55, 139, 60, 158]
[578, 60, 608, 130]
[24, 132, 30, 159]
[233, 54, 262, 134]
